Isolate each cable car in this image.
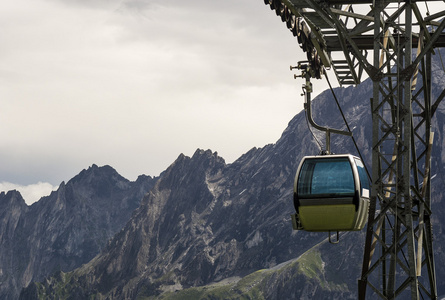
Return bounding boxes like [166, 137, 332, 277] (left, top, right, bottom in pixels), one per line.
[292, 154, 370, 232]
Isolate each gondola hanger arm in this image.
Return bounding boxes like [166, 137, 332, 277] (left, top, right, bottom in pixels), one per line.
[293, 63, 352, 154]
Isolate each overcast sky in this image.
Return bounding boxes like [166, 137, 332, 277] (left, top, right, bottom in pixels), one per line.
[1, 0, 338, 204]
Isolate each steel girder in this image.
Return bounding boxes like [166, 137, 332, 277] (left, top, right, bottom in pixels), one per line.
[358, 2, 440, 297]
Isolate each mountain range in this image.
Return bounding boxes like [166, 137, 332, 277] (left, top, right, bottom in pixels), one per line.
[1, 51, 445, 299]
[0, 166, 157, 298]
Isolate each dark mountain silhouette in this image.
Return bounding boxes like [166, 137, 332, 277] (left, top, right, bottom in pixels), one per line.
[0, 165, 157, 299]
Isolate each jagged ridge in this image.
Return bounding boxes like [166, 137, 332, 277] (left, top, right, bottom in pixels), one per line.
[0, 165, 157, 299]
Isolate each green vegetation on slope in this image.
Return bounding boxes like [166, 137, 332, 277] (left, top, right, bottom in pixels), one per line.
[140, 244, 350, 299]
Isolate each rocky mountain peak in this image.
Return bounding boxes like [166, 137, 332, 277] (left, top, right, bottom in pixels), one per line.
[56, 164, 134, 203]
[0, 190, 27, 239]
[0, 190, 27, 209]
[71, 164, 129, 186]
[161, 149, 226, 185]
[1, 189, 22, 199]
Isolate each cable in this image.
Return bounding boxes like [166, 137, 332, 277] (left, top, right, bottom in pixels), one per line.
[325, 72, 372, 181]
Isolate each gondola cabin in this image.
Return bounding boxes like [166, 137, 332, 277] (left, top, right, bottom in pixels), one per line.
[292, 154, 370, 232]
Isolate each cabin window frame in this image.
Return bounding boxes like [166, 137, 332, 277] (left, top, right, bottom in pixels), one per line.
[297, 157, 357, 199]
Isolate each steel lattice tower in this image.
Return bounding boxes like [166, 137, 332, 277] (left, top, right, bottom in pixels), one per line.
[264, 0, 445, 298]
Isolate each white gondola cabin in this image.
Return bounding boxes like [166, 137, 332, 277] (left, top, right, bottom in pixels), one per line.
[292, 154, 370, 232]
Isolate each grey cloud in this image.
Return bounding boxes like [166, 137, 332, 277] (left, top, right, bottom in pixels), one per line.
[1, 0, 305, 194]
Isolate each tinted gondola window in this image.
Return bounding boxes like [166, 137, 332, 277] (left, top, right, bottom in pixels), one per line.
[354, 158, 370, 196]
[298, 158, 355, 197]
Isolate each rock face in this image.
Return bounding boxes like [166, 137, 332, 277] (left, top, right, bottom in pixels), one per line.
[0, 191, 29, 299]
[13, 50, 445, 299]
[0, 165, 157, 299]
